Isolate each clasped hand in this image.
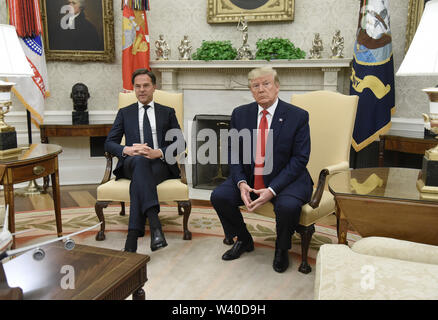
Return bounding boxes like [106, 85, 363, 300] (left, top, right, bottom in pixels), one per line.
[124, 143, 162, 159]
[239, 182, 274, 212]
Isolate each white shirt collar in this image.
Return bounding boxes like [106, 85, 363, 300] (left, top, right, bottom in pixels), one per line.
[257, 98, 278, 116]
[138, 100, 155, 110]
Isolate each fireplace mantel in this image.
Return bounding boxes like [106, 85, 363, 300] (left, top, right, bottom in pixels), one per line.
[150, 58, 352, 92]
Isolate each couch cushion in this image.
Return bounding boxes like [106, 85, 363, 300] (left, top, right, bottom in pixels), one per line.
[315, 244, 438, 300]
[97, 178, 189, 202]
[351, 236, 438, 265]
[249, 190, 335, 226]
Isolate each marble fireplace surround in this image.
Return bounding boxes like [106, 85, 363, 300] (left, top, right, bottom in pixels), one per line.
[150, 59, 352, 186]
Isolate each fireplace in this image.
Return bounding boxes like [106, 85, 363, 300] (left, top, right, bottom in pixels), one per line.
[192, 114, 231, 189]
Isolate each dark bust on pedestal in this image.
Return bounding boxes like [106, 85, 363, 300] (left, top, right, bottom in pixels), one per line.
[71, 83, 90, 125]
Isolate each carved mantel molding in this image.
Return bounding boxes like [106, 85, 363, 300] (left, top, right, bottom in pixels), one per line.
[150, 58, 352, 93]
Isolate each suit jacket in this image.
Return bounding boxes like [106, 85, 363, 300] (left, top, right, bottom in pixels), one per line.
[229, 99, 313, 202]
[105, 102, 184, 180]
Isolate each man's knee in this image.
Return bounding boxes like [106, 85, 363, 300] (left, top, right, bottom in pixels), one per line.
[274, 197, 302, 221]
[130, 155, 151, 167]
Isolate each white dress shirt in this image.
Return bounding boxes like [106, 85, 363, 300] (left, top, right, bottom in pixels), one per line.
[138, 100, 159, 149]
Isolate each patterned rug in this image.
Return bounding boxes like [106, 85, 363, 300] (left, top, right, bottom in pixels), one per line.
[6, 205, 362, 300]
[12, 205, 361, 259]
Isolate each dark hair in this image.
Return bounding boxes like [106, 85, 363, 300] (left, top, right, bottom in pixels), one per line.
[131, 68, 156, 85]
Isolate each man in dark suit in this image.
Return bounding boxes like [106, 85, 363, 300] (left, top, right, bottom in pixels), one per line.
[210, 67, 313, 273]
[105, 69, 184, 253]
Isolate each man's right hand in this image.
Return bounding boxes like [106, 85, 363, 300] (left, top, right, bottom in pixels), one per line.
[239, 182, 253, 209]
[123, 143, 149, 156]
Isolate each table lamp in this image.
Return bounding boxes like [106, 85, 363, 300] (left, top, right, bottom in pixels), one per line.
[396, 0, 438, 193]
[0, 24, 34, 154]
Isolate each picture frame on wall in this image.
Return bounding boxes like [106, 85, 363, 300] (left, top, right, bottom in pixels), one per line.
[39, 0, 115, 62]
[207, 0, 294, 23]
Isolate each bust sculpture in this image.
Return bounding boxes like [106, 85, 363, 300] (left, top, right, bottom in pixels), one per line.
[71, 82, 90, 124]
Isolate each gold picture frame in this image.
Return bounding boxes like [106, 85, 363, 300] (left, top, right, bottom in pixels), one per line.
[207, 0, 294, 23]
[39, 0, 115, 62]
[404, 0, 426, 54]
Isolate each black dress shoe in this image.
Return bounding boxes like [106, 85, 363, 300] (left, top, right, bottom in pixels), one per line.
[273, 248, 289, 273]
[223, 237, 235, 245]
[222, 238, 254, 261]
[122, 247, 136, 253]
[150, 228, 168, 252]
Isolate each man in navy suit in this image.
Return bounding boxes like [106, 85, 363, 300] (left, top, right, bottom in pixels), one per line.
[210, 67, 313, 273]
[105, 69, 184, 253]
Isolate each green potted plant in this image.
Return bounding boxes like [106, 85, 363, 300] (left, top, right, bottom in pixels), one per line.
[192, 40, 237, 61]
[255, 37, 306, 61]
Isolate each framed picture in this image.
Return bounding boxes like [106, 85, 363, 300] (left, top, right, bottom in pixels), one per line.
[405, 0, 430, 54]
[207, 0, 294, 23]
[39, 0, 115, 62]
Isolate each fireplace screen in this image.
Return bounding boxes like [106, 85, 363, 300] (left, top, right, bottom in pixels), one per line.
[192, 114, 231, 189]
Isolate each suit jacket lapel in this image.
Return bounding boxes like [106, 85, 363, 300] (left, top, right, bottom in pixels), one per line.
[128, 103, 141, 143]
[265, 100, 286, 166]
[249, 103, 258, 166]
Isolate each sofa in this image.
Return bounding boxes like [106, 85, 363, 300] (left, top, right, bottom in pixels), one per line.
[314, 237, 438, 299]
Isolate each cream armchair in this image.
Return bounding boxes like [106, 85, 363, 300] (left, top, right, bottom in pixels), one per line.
[315, 237, 438, 299]
[95, 90, 192, 241]
[248, 91, 358, 274]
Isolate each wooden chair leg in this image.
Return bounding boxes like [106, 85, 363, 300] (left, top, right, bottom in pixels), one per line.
[95, 201, 111, 241]
[177, 200, 192, 240]
[296, 224, 315, 274]
[120, 202, 125, 216]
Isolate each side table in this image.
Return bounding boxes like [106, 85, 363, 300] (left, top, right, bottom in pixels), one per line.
[0, 144, 63, 248]
[378, 134, 438, 167]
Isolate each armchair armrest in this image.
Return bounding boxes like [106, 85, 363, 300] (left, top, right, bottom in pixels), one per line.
[176, 150, 188, 185]
[100, 152, 114, 185]
[352, 237, 438, 265]
[308, 161, 349, 209]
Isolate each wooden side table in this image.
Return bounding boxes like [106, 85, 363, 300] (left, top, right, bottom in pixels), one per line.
[0, 144, 63, 249]
[3, 243, 150, 300]
[40, 124, 113, 144]
[378, 134, 438, 167]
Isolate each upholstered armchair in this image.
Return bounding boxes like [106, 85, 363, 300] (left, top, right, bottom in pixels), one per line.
[248, 90, 358, 274]
[95, 90, 192, 241]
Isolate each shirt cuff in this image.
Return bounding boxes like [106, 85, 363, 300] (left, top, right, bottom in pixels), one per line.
[237, 180, 247, 188]
[268, 187, 276, 197]
[159, 148, 164, 160]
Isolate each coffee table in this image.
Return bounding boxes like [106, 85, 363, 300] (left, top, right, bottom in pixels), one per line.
[2, 242, 150, 300]
[328, 167, 438, 245]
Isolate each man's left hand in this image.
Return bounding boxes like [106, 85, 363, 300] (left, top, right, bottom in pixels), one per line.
[144, 146, 162, 159]
[247, 188, 274, 212]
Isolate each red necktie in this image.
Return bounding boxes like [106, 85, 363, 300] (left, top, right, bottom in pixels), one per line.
[254, 110, 268, 189]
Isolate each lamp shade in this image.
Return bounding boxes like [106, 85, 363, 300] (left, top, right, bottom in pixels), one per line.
[0, 24, 33, 78]
[396, 0, 438, 76]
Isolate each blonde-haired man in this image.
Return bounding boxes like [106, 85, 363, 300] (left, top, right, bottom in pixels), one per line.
[211, 67, 313, 273]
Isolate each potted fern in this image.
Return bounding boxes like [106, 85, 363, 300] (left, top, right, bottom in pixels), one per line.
[192, 40, 237, 61]
[255, 38, 306, 61]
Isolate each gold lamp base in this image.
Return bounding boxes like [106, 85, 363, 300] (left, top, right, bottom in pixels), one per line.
[14, 180, 44, 197]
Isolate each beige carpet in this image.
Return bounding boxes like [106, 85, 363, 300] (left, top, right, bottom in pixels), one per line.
[11, 205, 361, 300]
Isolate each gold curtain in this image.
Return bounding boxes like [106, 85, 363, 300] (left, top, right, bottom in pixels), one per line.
[405, 0, 425, 54]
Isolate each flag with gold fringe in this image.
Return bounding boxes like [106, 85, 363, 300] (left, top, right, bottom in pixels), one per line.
[122, 0, 150, 91]
[6, 0, 49, 129]
[350, 0, 395, 152]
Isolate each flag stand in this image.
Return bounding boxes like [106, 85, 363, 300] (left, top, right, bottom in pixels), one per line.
[15, 111, 44, 197]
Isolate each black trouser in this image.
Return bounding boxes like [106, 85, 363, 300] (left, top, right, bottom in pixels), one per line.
[122, 155, 171, 235]
[210, 177, 304, 250]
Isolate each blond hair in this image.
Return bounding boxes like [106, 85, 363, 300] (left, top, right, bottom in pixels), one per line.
[247, 66, 280, 87]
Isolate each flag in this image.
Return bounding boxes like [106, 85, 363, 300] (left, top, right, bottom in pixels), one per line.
[122, 1, 150, 91]
[7, 0, 49, 129]
[350, 0, 395, 152]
